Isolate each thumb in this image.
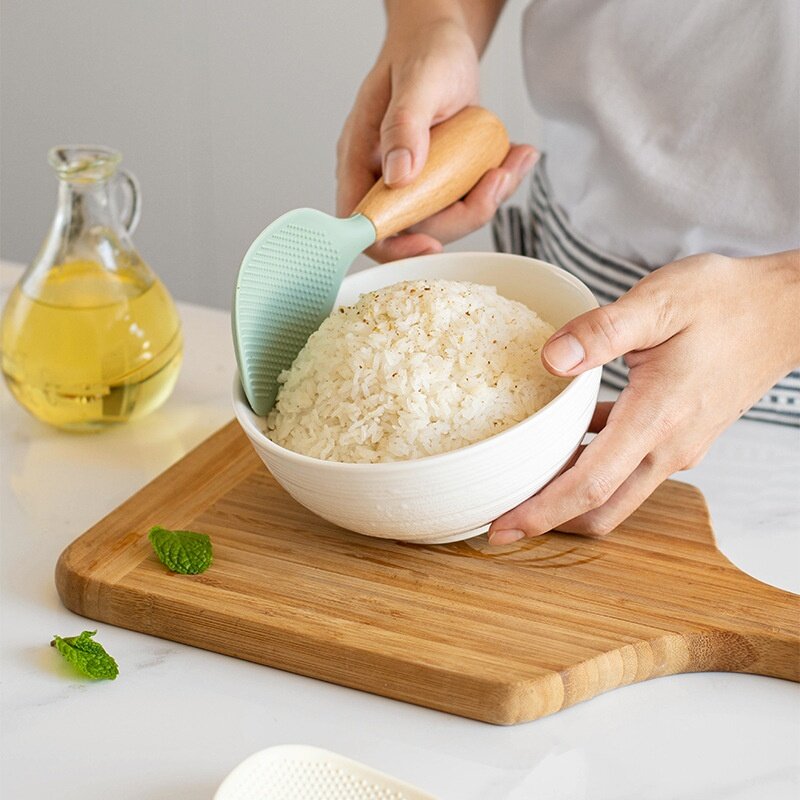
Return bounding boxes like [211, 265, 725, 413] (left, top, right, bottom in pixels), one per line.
[380, 83, 444, 188]
[541, 286, 678, 376]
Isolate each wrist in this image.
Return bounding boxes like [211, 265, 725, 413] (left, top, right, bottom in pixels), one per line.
[378, 16, 479, 76]
[384, 0, 503, 55]
[385, 0, 466, 33]
[748, 249, 800, 370]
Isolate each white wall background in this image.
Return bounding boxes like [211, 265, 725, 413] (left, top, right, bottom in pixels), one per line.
[1, 0, 539, 309]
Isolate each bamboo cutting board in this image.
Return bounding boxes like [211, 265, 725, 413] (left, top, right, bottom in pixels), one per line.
[56, 420, 799, 725]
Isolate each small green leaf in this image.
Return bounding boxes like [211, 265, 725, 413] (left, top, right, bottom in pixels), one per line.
[51, 630, 119, 680]
[148, 526, 213, 574]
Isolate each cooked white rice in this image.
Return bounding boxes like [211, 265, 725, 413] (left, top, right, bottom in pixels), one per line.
[266, 279, 566, 463]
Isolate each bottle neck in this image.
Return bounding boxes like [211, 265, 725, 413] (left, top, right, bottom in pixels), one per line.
[55, 178, 123, 236]
[31, 178, 134, 274]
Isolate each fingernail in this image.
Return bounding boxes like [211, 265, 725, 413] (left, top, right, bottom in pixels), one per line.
[488, 528, 526, 546]
[384, 148, 412, 185]
[493, 172, 510, 204]
[543, 333, 585, 372]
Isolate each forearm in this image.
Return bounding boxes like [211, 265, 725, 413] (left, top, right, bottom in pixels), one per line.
[384, 0, 506, 55]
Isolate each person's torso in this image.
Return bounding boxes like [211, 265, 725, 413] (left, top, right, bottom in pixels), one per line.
[522, 0, 800, 266]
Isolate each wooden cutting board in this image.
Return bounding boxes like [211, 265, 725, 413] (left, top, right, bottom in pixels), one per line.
[56, 420, 799, 725]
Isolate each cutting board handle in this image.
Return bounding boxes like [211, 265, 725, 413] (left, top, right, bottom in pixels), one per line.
[688, 574, 800, 681]
[353, 105, 510, 240]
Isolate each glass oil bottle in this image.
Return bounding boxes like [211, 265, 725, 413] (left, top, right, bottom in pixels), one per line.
[1, 146, 182, 430]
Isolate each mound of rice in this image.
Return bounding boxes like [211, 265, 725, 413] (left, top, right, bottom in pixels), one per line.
[266, 279, 566, 463]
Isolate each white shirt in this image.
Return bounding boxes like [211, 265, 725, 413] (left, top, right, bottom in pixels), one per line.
[522, 0, 800, 267]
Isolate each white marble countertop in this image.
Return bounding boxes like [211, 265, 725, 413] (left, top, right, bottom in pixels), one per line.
[1, 260, 798, 799]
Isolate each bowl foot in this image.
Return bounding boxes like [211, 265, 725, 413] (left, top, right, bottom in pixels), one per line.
[397, 523, 490, 546]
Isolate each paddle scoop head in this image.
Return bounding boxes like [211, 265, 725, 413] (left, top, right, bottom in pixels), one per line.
[233, 209, 375, 415]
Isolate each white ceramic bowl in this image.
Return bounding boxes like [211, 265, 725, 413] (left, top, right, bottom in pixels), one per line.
[233, 252, 601, 544]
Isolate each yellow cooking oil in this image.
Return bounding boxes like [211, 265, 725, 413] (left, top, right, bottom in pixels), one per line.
[1, 259, 182, 430]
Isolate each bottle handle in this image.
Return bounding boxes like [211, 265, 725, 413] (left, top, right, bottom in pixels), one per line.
[116, 168, 142, 235]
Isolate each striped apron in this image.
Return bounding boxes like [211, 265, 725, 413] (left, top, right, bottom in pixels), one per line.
[492, 157, 799, 426]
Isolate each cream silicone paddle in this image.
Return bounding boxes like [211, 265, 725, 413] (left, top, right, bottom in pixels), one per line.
[214, 744, 436, 800]
[233, 106, 510, 415]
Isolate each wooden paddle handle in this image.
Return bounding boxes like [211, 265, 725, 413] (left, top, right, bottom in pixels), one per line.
[353, 106, 510, 240]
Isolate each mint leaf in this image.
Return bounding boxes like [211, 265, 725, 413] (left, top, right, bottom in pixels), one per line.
[51, 630, 119, 680]
[148, 526, 212, 574]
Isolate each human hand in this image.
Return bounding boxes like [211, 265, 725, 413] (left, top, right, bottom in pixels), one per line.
[489, 250, 800, 544]
[336, 15, 537, 262]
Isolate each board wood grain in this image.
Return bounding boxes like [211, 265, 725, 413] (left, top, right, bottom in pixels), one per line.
[56, 420, 799, 725]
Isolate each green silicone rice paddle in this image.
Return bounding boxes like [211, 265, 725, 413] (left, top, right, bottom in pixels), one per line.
[233, 106, 510, 415]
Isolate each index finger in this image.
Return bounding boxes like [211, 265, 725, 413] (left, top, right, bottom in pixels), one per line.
[336, 117, 381, 218]
[488, 388, 663, 540]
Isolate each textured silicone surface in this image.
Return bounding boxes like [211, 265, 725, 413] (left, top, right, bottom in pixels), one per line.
[233, 209, 375, 415]
[214, 745, 434, 800]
